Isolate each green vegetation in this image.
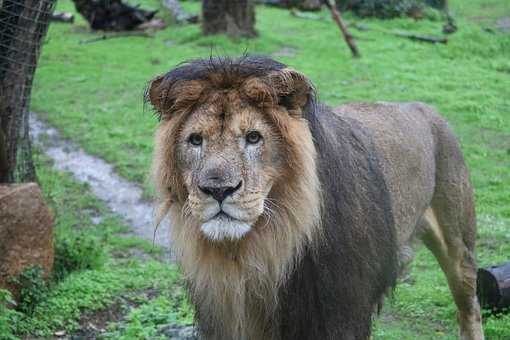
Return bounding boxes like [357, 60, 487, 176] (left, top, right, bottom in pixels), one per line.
[0, 153, 190, 338]
[9, 267, 49, 316]
[53, 230, 106, 281]
[2, 0, 508, 338]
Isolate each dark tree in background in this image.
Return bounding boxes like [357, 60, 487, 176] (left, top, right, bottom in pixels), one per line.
[202, 0, 256, 38]
[0, 0, 55, 182]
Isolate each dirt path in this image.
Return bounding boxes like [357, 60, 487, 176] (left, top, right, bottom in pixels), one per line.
[30, 113, 171, 248]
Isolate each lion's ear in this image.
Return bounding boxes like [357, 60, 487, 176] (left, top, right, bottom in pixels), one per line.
[147, 75, 166, 118]
[147, 75, 206, 120]
[267, 68, 314, 117]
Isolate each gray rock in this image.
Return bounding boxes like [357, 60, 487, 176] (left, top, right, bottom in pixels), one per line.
[158, 324, 198, 340]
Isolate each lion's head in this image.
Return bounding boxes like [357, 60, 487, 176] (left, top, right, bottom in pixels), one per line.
[148, 56, 321, 243]
[147, 56, 322, 339]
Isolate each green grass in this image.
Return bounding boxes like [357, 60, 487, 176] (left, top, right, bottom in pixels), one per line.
[12, 0, 510, 338]
[0, 152, 191, 339]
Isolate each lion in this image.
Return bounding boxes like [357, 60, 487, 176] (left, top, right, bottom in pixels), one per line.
[147, 56, 483, 340]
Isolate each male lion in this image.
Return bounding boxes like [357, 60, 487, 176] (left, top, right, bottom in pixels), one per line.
[147, 56, 483, 340]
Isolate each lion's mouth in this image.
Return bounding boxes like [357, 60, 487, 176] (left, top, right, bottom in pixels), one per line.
[214, 211, 232, 219]
[200, 210, 252, 241]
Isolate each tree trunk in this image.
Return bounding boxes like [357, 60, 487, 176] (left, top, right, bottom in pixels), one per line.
[0, 0, 56, 183]
[202, 0, 257, 38]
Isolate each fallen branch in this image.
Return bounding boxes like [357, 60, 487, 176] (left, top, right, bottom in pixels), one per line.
[161, 0, 199, 24]
[79, 31, 153, 45]
[391, 31, 448, 44]
[352, 23, 448, 44]
[324, 0, 360, 58]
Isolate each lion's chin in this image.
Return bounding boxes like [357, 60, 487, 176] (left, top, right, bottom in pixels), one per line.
[200, 213, 252, 241]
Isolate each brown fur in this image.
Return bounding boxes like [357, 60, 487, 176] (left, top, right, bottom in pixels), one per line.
[147, 56, 483, 340]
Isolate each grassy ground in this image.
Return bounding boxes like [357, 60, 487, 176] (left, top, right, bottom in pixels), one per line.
[0, 153, 192, 339]
[3, 0, 509, 338]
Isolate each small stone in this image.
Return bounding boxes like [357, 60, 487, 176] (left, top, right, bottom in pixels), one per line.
[54, 330, 66, 337]
[158, 324, 198, 339]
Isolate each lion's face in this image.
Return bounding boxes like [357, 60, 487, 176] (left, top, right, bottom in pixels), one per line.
[177, 96, 284, 241]
[149, 57, 319, 246]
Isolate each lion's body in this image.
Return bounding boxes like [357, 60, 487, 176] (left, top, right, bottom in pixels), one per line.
[334, 102, 481, 339]
[148, 56, 483, 340]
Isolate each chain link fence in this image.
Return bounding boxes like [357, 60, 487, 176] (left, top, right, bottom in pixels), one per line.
[0, 0, 56, 182]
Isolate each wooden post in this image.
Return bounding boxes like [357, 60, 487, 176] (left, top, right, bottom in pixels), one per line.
[477, 262, 510, 313]
[324, 0, 360, 58]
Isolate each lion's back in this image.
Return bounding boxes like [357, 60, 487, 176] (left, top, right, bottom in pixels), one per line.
[332, 102, 445, 246]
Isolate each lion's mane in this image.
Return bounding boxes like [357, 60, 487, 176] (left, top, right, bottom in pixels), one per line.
[148, 56, 398, 340]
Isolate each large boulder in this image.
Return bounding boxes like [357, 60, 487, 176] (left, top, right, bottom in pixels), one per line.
[0, 183, 54, 298]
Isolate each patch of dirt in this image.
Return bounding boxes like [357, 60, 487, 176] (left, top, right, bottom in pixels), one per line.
[496, 16, 510, 32]
[71, 300, 125, 339]
[468, 15, 510, 34]
[63, 288, 160, 339]
[112, 246, 172, 263]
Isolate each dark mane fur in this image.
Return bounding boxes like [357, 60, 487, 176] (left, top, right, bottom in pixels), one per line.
[145, 55, 309, 119]
[148, 56, 399, 339]
[277, 102, 399, 339]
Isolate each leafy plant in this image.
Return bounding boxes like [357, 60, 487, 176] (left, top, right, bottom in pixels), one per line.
[0, 289, 22, 340]
[103, 295, 192, 339]
[8, 267, 48, 316]
[53, 231, 106, 281]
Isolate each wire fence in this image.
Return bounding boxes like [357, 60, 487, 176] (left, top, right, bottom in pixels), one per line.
[0, 0, 56, 182]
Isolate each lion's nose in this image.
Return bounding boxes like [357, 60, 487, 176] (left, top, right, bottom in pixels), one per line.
[199, 181, 242, 203]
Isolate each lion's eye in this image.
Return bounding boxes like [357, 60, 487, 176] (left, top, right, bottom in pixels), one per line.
[246, 131, 262, 145]
[188, 133, 203, 146]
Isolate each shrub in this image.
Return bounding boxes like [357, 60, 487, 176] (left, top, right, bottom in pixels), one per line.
[53, 231, 106, 281]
